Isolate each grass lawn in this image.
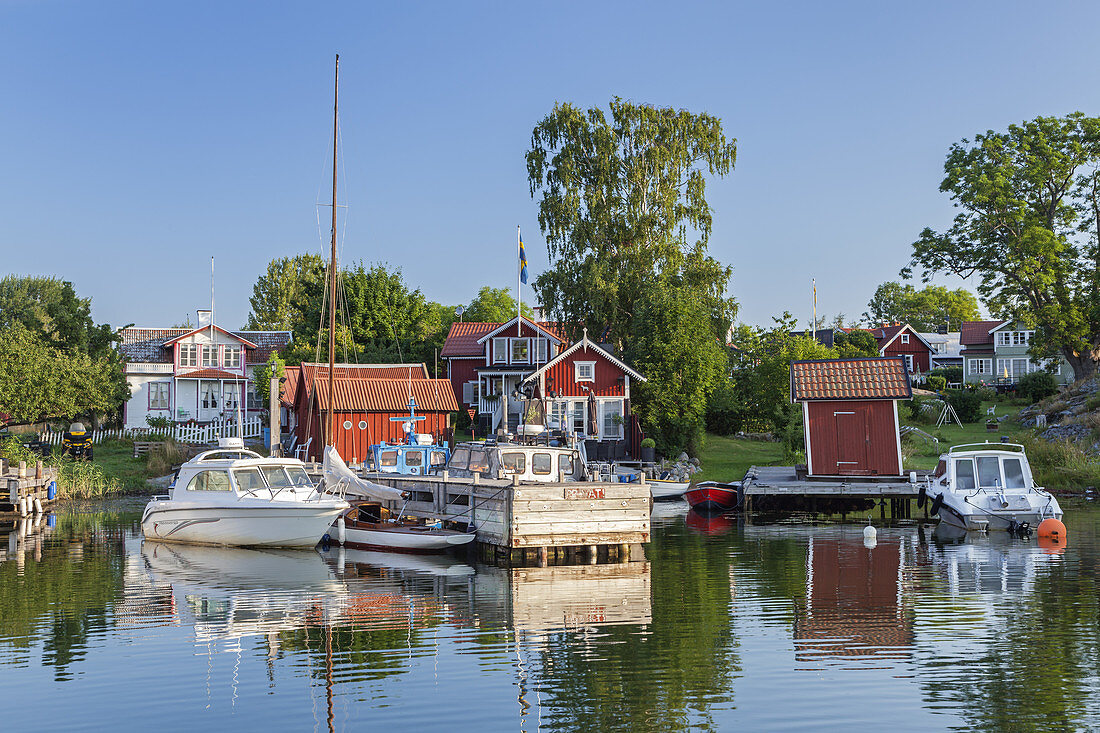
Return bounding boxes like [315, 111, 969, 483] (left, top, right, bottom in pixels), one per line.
[89, 440, 157, 492]
[901, 399, 1029, 470]
[694, 433, 785, 484]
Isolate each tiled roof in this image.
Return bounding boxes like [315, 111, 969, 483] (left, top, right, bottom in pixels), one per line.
[791, 357, 912, 401]
[280, 366, 301, 407]
[118, 327, 291, 364]
[176, 368, 245, 380]
[867, 324, 906, 344]
[441, 322, 498, 357]
[960, 320, 1006, 346]
[308, 377, 460, 412]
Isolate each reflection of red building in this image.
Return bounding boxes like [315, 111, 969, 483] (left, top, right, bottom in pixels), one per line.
[793, 530, 912, 663]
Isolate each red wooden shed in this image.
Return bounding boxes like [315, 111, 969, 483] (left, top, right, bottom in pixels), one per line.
[790, 357, 911, 477]
[293, 364, 459, 462]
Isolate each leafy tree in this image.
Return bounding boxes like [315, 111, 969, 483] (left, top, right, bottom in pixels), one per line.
[244, 254, 325, 330]
[526, 97, 737, 343]
[904, 113, 1100, 380]
[252, 351, 286, 405]
[862, 281, 980, 331]
[526, 98, 738, 452]
[462, 286, 534, 324]
[833, 328, 879, 357]
[0, 275, 118, 357]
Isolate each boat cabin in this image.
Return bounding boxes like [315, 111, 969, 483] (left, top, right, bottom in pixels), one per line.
[446, 441, 588, 483]
[934, 444, 1034, 492]
[369, 440, 450, 476]
[172, 445, 316, 498]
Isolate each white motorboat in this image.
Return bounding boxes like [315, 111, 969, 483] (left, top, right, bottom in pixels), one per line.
[333, 503, 476, 553]
[603, 464, 689, 500]
[141, 438, 349, 547]
[922, 442, 1063, 532]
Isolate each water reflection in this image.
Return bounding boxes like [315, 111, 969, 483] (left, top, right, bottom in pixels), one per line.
[1, 507, 1098, 731]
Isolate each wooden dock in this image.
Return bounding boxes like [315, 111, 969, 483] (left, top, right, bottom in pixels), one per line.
[1, 459, 59, 517]
[740, 465, 931, 518]
[312, 466, 652, 556]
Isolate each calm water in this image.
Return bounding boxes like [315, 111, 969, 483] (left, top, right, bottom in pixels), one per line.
[1, 499, 1098, 732]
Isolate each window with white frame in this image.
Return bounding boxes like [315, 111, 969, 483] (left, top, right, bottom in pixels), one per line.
[246, 386, 263, 410]
[550, 401, 569, 430]
[462, 381, 480, 405]
[575, 361, 596, 382]
[223, 346, 241, 368]
[223, 385, 239, 410]
[996, 330, 1034, 347]
[601, 400, 623, 439]
[511, 338, 530, 363]
[900, 333, 910, 344]
[571, 401, 586, 434]
[149, 382, 170, 410]
[180, 344, 198, 367]
[535, 338, 548, 362]
[903, 354, 914, 372]
[201, 345, 217, 367]
[492, 338, 508, 363]
[200, 381, 219, 408]
[969, 358, 992, 375]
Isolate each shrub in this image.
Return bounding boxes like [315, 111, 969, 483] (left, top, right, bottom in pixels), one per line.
[1016, 433, 1100, 492]
[146, 439, 185, 477]
[927, 367, 962, 385]
[927, 375, 947, 392]
[1086, 394, 1100, 412]
[454, 409, 471, 431]
[1018, 371, 1058, 403]
[146, 414, 172, 430]
[640, 437, 656, 449]
[705, 379, 744, 435]
[942, 388, 982, 423]
[904, 396, 935, 424]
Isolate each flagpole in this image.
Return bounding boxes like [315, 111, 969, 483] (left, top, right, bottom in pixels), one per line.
[517, 225, 522, 337]
[812, 278, 817, 342]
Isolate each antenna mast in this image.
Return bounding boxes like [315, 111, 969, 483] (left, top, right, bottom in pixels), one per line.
[327, 55, 339, 450]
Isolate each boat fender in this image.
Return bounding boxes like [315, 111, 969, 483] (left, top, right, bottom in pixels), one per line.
[320, 534, 331, 551]
[930, 493, 944, 517]
[336, 517, 346, 545]
[1037, 518, 1067, 541]
[917, 485, 927, 509]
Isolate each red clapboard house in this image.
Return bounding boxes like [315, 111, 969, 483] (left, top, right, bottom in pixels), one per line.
[441, 316, 647, 450]
[291, 362, 458, 462]
[865, 323, 934, 376]
[791, 357, 912, 477]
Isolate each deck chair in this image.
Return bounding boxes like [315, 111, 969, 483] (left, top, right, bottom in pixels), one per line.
[987, 406, 997, 416]
[294, 437, 312, 461]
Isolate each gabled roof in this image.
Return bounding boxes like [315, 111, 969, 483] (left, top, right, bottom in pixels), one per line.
[960, 320, 1006, 346]
[441, 322, 498, 357]
[307, 377, 459, 412]
[280, 366, 301, 407]
[162, 325, 258, 349]
[475, 316, 566, 345]
[119, 327, 291, 364]
[177, 368, 245, 380]
[866, 324, 934, 352]
[520, 333, 646, 384]
[790, 357, 911, 402]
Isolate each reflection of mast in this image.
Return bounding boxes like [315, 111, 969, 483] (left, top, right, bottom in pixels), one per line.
[324, 622, 334, 733]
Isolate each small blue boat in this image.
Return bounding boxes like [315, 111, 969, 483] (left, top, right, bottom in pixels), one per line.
[367, 396, 450, 477]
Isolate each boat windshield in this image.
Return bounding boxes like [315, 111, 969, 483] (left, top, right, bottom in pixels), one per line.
[450, 447, 469, 470]
[233, 468, 267, 494]
[261, 466, 293, 488]
[430, 450, 447, 467]
[380, 450, 398, 468]
[559, 453, 574, 477]
[406, 449, 423, 467]
[976, 457, 1002, 489]
[955, 459, 977, 490]
[502, 452, 526, 473]
[468, 449, 489, 474]
[1003, 458, 1027, 489]
[532, 452, 552, 475]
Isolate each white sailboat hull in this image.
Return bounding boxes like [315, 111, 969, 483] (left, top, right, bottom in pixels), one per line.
[339, 523, 476, 553]
[649, 479, 690, 500]
[142, 500, 347, 548]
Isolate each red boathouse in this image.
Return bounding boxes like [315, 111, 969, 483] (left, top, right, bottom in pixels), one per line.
[790, 357, 911, 477]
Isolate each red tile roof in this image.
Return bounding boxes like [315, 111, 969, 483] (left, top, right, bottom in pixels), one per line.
[791, 358, 912, 401]
[280, 366, 301, 407]
[441, 322, 498, 357]
[308, 378, 460, 412]
[960, 320, 1006, 346]
[176, 368, 245, 380]
[442, 320, 571, 357]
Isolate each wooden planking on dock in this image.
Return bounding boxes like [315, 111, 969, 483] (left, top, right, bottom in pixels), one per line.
[743, 465, 923, 497]
[1, 459, 60, 514]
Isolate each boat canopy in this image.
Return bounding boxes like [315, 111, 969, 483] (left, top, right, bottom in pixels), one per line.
[323, 446, 406, 501]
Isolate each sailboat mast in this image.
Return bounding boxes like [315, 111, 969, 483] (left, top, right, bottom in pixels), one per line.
[327, 54, 339, 450]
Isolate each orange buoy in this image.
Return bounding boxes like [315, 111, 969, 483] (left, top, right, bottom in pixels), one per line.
[1038, 535, 1067, 555]
[1037, 518, 1067, 540]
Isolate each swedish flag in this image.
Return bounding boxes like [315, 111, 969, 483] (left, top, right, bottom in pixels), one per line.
[519, 234, 528, 285]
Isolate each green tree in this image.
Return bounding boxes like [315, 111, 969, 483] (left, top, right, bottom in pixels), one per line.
[862, 281, 981, 331]
[526, 98, 738, 452]
[833, 328, 880, 357]
[252, 351, 286, 405]
[0, 275, 118, 357]
[462, 286, 534, 324]
[526, 97, 737, 343]
[904, 113, 1100, 380]
[244, 254, 325, 330]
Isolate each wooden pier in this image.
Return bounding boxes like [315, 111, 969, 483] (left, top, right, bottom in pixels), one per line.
[1, 459, 59, 517]
[740, 465, 931, 518]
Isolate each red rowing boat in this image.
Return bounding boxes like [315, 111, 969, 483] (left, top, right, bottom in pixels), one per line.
[684, 481, 741, 513]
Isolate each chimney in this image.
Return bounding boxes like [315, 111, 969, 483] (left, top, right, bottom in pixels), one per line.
[197, 309, 213, 328]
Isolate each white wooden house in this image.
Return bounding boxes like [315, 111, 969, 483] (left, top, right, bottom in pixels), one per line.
[119, 309, 291, 430]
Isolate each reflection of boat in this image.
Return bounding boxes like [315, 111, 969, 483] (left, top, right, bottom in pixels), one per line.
[923, 525, 1063, 597]
[684, 481, 742, 513]
[335, 502, 476, 553]
[649, 497, 688, 522]
[334, 547, 475, 576]
[923, 443, 1062, 531]
[686, 510, 736, 535]
[141, 540, 346, 641]
[141, 440, 348, 547]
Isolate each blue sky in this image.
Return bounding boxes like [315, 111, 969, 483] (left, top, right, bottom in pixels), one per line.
[3, 1, 1099, 332]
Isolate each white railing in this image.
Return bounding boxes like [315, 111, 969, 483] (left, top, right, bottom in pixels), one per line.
[38, 416, 264, 446]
